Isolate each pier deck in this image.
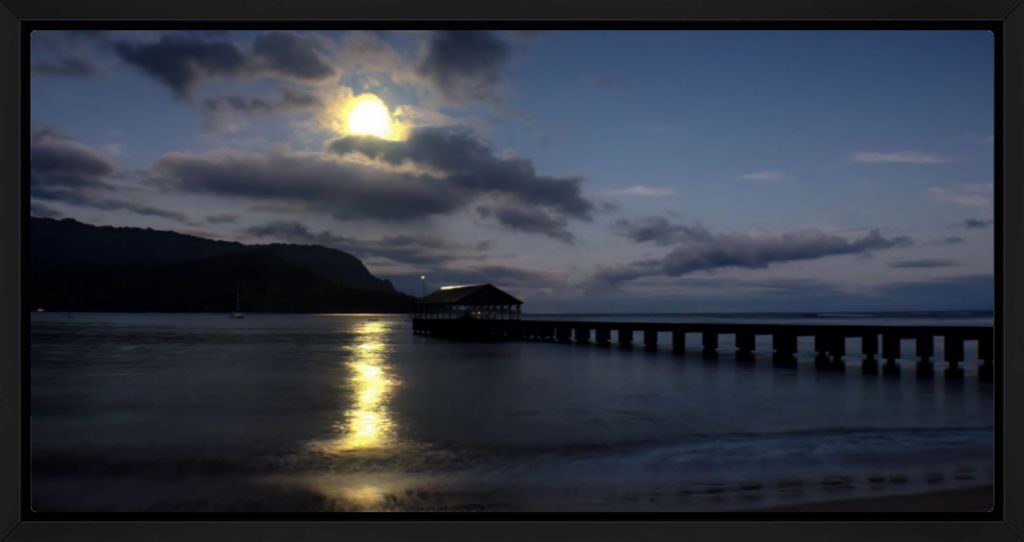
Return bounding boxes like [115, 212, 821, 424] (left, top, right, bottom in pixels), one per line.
[411, 318, 994, 381]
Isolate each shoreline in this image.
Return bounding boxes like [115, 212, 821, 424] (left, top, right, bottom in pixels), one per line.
[739, 486, 993, 513]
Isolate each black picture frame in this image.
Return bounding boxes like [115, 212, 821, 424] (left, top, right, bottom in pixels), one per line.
[2, 0, 1021, 540]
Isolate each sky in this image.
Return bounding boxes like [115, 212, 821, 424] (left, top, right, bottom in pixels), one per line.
[29, 29, 996, 312]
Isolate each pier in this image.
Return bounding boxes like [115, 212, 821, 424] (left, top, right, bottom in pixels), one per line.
[411, 318, 994, 382]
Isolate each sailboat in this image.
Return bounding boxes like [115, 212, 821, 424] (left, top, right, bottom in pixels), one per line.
[231, 284, 245, 319]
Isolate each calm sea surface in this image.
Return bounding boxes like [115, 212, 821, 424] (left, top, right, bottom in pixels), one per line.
[30, 312, 994, 512]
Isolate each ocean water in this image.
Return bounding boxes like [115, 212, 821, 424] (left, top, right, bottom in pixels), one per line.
[30, 312, 994, 512]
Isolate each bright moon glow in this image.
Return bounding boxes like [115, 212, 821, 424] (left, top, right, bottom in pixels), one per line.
[346, 95, 391, 138]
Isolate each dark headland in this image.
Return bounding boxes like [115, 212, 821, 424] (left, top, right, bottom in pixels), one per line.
[29, 217, 416, 313]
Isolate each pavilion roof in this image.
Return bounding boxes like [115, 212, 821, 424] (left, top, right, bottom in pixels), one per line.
[418, 283, 523, 306]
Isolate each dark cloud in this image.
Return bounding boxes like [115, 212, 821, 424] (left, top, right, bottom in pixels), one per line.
[152, 148, 462, 221]
[888, 259, 958, 269]
[244, 219, 489, 267]
[250, 32, 335, 81]
[337, 30, 403, 72]
[598, 219, 913, 284]
[329, 127, 592, 240]
[202, 87, 323, 129]
[30, 201, 64, 219]
[477, 202, 573, 243]
[960, 218, 994, 229]
[115, 32, 335, 99]
[943, 236, 965, 245]
[416, 31, 511, 103]
[204, 87, 321, 115]
[32, 55, 105, 77]
[611, 216, 701, 246]
[31, 129, 116, 191]
[32, 30, 108, 78]
[33, 188, 189, 223]
[115, 35, 247, 98]
[31, 130, 189, 223]
[205, 213, 240, 224]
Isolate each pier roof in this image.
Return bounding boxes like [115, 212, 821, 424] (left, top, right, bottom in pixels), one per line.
[419, 284, 523, 306]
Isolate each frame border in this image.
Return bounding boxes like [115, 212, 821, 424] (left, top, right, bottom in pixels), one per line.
[3, 1, 1022, 540]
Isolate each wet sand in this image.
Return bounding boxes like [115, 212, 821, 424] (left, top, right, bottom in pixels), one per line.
[743, 485, 993, 513]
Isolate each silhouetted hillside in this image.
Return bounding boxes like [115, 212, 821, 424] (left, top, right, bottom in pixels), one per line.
[30, 217, 415, 313]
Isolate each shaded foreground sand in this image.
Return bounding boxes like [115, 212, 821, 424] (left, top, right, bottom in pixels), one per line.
[743, 485, 993, 513]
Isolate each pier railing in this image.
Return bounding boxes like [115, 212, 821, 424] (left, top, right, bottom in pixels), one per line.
[411, 318, 994, 381]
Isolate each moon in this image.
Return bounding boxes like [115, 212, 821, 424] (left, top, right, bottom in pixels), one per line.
[347, 95, 391, 138]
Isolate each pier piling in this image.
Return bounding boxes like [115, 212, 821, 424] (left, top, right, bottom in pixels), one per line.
[672, 329, 686, 354]
[861, 334, 879, 374]
[702, 331, 718, 358]
[815, 334, 843, 370]
[979, 336, 993, 382]
[772, 333, 797, 365]
[644, 329, 658, 350]
[882, 334, 901, 376]
[944, 335, 964, 379]
[619, 327, 633, 347]
[412, 318, 992, 383]
[916, 335, 934, 377]
[736, 332, 755, 361]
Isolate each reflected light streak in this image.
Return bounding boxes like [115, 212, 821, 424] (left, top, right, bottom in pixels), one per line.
[318, 320, 398, 453]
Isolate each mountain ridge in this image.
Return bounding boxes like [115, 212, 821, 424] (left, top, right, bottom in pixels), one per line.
[30, 217, 416, 313]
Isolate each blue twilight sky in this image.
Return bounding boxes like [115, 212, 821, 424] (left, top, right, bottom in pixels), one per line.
[29, 30, 995, 312]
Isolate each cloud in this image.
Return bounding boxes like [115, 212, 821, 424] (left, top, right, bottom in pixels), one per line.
[888, 259, 958, 268]
[958, 218, 994, 229]
[30, 201, 64, 218]
[244, 219, 489, 267]
[157, 126, 593, 241]
[30, 129, 116, 191]
[202, 87, 323, 130]
[415, 31, 511, 104]
[31, 129, 191, 223]
[851, 151, 947, 164]
[34, 188, 189, 222]
[31, 30, 108, 78]
[32, 56, 105, 77]
[605, 185, 673, 197]
[205, 213, 239, 224]
[328, 126, 593, 239]
[600, 218, 912, 284]
[204, 87, 322, 116]
[942, 236, 965, 245]
[477, 201, 574, 243]
[114, 32, 335, 99]
[927, 183, 993, 208]
[612, 216, 700, 246]
[336, 30, 406, 74]
[330, 128, 592, 218]
[152, 148, 460, 221]
[249, 32, 335, 81]
[738, 170, 784, 181]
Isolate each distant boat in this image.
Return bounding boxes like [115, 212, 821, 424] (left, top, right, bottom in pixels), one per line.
[231, 284, 245, 319]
